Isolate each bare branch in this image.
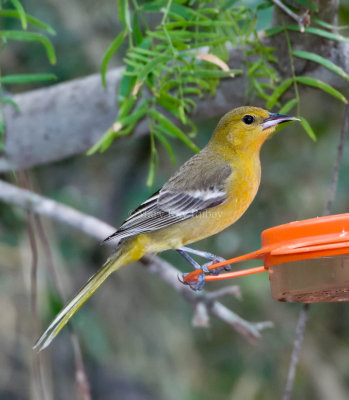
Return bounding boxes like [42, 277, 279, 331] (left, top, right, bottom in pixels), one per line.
[1, 64, 245, 172]
[271, 0, 307, 32]
[0, 179, 272, 341]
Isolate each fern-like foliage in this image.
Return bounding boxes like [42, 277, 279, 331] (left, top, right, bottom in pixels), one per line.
[91, 0, 285, 185]
[96, 1, 349, 182]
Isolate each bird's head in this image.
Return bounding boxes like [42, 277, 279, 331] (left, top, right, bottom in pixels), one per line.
[210, 106, 299, 153]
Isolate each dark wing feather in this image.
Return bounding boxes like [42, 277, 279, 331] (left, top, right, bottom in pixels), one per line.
[103, 155, 232, 243]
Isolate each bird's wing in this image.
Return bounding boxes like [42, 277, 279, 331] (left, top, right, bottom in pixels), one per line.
[104, 156, 232, 243]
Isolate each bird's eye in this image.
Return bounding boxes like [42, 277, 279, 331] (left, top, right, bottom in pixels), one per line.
[242, 115, 254, 124]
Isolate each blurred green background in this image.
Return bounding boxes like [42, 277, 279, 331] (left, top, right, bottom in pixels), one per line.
[1, 1, 349, 399]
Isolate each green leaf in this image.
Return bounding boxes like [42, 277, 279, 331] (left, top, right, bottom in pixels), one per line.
[165, 20, 241, 29]
[118, 0, 132, 31]
[293, 50, 349, 82]
[99, 123, 137, 152]
[170, 3, 200, 19]
[182, 77, 211, 90]
[300, 117, 316, 141]
[100, 29, 127, 87]
[222, 0, 239, 10]
[135, 54, 171, 85]
[267, 78, 293, 108]
[295, 76, 348, 103]
[147, 30, 221, 40]
[147, 132, 158, 187]
[10, 0, 27, 29]
[149, 109, 199, 152]
[251, 78, 268, 99]
[118, 101, 149, 126]
[156, 95, 182, 120]
[183, 97, 197, 112]
[118, 73, 136, 103]
[0, 10, 56, 34]
[154, 131, 176, 164]
[133, 46, 160, 57]
[0, 97, 20, 110]
[0, 30, 56, 64]
[88, 101, 149, 155]
[300, 27, 343, 40]
[279, 98, 298, 114]
[133, 13, 143, 46]
[142, 2, 165, 12]
[264, 26, 284, 36]
[257, 1, 273, 10]
[247, 59, 262, 76]
[266, 25, 349, 43]
[312, 17, 346, 31]
[118, 95, 137, 119]
[292, 0, 318, 12]
[1, 73, 56, 84]
[117, 0, 125, 26]
[181, 87, 203, 97]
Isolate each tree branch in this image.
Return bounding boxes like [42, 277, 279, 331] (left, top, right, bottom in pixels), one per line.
[271, 0, 308, 32]
[1, 62, 245, 172]
[0, 178, 272, 341]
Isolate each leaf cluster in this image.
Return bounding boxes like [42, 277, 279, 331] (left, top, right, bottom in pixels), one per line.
[266, 18, 349, 140]
[92, 0, 273, 185]
[0, 0, 56, 149]
[93, 0, 349, 180]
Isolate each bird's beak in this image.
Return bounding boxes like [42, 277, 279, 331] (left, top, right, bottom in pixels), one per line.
[261, 113, 300, 130]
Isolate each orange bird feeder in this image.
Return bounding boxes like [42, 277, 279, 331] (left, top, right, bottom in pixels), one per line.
[183, 214, 349, 302]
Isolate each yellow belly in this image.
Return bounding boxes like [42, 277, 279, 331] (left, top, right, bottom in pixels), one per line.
[141, 156, 261, 252]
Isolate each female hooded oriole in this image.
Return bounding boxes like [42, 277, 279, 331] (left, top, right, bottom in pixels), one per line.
[35, 106, 299, 350]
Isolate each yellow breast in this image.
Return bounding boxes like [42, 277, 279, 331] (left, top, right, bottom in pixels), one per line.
[144, 152, 262, 251]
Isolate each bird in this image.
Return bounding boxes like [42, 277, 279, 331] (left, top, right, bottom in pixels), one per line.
[34, 106, 299, 350]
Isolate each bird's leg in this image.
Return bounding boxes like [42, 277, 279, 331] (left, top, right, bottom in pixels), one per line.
[177, 249, 202, 270]
[176, 249, 206, 291]
[179, 246, 232, 274]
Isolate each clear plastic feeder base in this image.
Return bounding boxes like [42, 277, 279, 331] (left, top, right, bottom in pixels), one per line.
[269, 256, 349, 303]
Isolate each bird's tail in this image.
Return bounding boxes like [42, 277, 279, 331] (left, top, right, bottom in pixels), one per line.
[34, 239, 143, 351]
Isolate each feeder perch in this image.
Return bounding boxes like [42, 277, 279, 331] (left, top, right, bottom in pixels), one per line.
[183, 214, 349, 303]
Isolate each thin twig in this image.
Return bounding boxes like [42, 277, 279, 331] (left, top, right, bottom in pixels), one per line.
[0, 179, 273, 341]
[18, 172, 92, 400]
[205, 286, 241, 301]
[142, 255, 273, 340]
[283, 104, 349, 400]
[324, 104, 349, 216]
[283, 304, 310, 400]
[271, 0, 306, 32]
[71, 335, 91, 400]
[192, 302, 210, 328]
[34, 214, 92, 400]
[17, 172, 48, 400]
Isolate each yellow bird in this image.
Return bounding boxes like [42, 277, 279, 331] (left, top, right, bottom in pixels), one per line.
[34, 106, 299, 350]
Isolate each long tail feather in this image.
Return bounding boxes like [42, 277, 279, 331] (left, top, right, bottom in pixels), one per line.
[34, 243, 139, 351]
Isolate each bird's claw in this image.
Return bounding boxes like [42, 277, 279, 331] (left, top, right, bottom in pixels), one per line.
[179, 273, 206, 291]
[202, 258, 232, 275]
[178, 255, 231, 291]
